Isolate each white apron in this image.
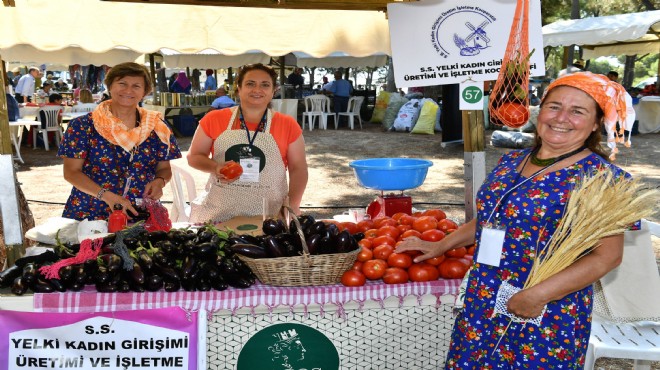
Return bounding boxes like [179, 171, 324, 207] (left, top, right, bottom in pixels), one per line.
[189, 107, 288, 223]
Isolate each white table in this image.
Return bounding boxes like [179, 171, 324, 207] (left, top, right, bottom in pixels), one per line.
[634, 96, 660, 134]
[19, 105, 72, 120]
[271, 99, 299, 119]
[9, 120, 40, 163]
[62, 112, 89, 121]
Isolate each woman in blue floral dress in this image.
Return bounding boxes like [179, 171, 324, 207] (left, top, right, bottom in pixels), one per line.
[58, 62, 181, 221]
[396, 72, 634, 368]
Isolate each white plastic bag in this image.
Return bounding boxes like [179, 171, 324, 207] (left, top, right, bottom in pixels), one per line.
[393, 99, 422, 132]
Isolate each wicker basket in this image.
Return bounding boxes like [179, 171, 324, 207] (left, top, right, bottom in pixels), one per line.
[236, 208, 360, 286]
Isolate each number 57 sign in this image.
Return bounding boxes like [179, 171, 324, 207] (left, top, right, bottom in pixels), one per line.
[459, 81, 484, 110]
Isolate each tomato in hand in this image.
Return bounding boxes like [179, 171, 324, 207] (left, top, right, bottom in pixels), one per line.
[220, 161, 243, 180]
[438, 258, 470, 279]
[387, 253, 413, 269]
[408, 262, 440, 282]
[382, 267, 409, 284]
[341, 270, 366, 287]
[362, 259, 388, 280]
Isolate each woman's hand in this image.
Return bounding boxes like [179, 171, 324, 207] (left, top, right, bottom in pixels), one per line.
[395, 237, 446, 263]
[101, 191, 138, 218]
[143, 177, 166, 200]
[506, 288, 547, 319]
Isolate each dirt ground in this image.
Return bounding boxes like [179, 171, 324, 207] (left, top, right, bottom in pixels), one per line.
[11, 120, 660, 369]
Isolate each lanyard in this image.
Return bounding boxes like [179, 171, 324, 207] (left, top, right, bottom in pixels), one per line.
[238, 107, 268, 148]
[486, 153, 552, 224]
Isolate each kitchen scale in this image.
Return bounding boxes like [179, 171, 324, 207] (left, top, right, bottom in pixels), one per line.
[349, 158, 433, 219]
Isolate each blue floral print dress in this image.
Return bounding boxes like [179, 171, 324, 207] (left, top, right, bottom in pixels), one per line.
[58, 113, 181, 221]
[445, 148, 631, 369]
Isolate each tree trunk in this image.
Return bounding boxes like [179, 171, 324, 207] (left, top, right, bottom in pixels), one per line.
[622, 55, 637, 89]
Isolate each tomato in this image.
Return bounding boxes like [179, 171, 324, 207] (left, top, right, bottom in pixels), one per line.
[444, 246, 467, 258]
[341, 270, 366, 287]
[378, 218, 398, 228]
[358, 238, 372, 250]
[382, 267, 409, 284]
[496, 102, 530, 127]
[466, 244, 476, 255]
[372, 244, 394, 261]
[372, 235, 396, 248]
[396, 224, 412, 235]
[437, 219, 458, 232]
[420, 229, 446, 242]
[340, 222, 358, 235]
[391, 212, 408, 221]
[362, 259, 388, 280]
[387, 252, 413, 269]
[398, 215, 415, 226]
[363, 229, 379, 239]
[220, 161, 243, 180]
[373, 217, 395, 228]
[376, 225, 400, 240]
[400, 229, 422, 240]
[408, 263, 440, 282]
[357, 247, 373, 262]
[351, 261, 364, 271]
[425, 255, 446, 266]
[438, 258, 470, 279]
[413, 211, 424, 217]
[356, 220, 374, 232]
[412, 216, 438, 233]
[423, 209, 447, 221]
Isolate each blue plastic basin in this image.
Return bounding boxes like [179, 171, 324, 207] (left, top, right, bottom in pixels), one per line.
[349, 158, 433, 191]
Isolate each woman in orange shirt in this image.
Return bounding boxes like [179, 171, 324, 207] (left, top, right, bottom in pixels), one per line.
[187, 63, 308, 223]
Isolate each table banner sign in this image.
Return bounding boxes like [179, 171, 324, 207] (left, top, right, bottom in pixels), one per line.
[0, 307, 198, 370]
[388, 0, 545, 88]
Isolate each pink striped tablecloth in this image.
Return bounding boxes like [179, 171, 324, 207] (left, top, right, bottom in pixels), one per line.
[33, 279, 460, 314]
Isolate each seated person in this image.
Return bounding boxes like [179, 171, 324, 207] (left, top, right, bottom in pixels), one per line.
[45, 93, 64, 124]
[170, 72, 192, 94]
[37, 82, 54, 100]
[210, 87, 235, 110]
[78, 89, 95, 104]
[54, 78, 69, 91]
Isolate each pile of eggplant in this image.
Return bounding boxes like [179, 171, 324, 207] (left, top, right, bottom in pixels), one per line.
[0, 224, 256, 295]
[229, 215, 363, 259]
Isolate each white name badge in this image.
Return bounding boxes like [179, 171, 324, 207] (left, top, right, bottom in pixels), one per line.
[476, 227, 505, 267]
[239, 157, 260, 183]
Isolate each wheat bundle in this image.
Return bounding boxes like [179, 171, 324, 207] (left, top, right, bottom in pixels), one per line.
[523, 169, 657, 289]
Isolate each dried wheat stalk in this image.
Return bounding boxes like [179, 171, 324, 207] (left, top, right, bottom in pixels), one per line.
[523, 169, 657, 289]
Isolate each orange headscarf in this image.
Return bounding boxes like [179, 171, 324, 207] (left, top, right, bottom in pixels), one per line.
[542, 72, 631, 160]
[91, 100, 172, 154]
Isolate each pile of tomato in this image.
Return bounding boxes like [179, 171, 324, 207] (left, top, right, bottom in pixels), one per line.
[338, 209, 474, 287]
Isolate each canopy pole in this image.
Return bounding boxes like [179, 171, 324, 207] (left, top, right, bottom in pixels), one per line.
[462, 109, 485, 222]
[148, 54, 156, 97]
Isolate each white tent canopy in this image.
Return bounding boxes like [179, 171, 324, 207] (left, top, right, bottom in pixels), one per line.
[0, 0, 391, 58]
[542, 10, 660, 59]
[156, 49, 272, 69]
[293, 52, 388, 68]
[1, 44, 142, 70]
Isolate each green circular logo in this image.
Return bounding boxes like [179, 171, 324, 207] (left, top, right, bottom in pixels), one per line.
[461, 86, 483, 103]
[237, 323, 339, 370]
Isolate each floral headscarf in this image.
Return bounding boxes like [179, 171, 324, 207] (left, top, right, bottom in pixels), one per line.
[91, 100, 172, 154]
[542, 72, 632, 160]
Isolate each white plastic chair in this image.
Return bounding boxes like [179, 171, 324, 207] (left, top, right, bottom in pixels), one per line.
[71, 103, 97, 113]
[337, 96, 364, 130]
[584, 219, 660, 370]
[169, 163, 197, 223]
[302, 95, 328, 131]
[33, 105, 63, 151]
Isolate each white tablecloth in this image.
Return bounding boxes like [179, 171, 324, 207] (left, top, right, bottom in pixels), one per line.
[634, 96, 660, 134]
[19, 105, 72, 120]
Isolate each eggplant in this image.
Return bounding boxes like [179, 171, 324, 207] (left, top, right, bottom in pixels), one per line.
[263, 236, 285, 258]
[58, 265, 74, 284]
[68, 281, 85, 292]
[123, 237, 140, 250]
[117, 279, 132, 293]
[325, 223, 340, 238]
[96, 282, 118, 293]
[11, 276, 29, 295]
[306, 234, 322, 255]
[195, 229, 214, 243]
[233, 257, 256, 281]
[151, 250, 170, 267]
[21, 263, 38, 286]
[336, 230, 353, 253]
[181, 256, 199, 280]
[262, 218, 286, 236]
[230, 244, 267, 259]
[154, 262, 180, 282]
[167, 229, 188, 244]
[73, 264, 87, 284]
[147, 230, 168, 243]
[101, 246, 116, 255]
[130, 281, 146, 293]
[163, 279, 181, 292]
[32, 279, 55, 293]
[211, 276, 228, 291]
[201, 263, 220, 281]
[182, 240, 197, 256]
[145, 275, 164, 291]
[155, 240, 176, 255]
[94, 265, 112, 285]
[47, 278, 67, 292]
[225, 275, 253, 289]
[128, 262, 145, 285]
[308, 221, 326, 236]
[194, 242, 218, 258]
[136, 249, 153, 271]
[236, 234, 261, 246]
[0, 265, 22, 288]
[15, 250, 59, 268]
[195, 278, 212, 292]
[352, 232, 365, 242]
[99, 254, 122, 274]
[180, 278, 196, 291]
[318, 236, 337, 255]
